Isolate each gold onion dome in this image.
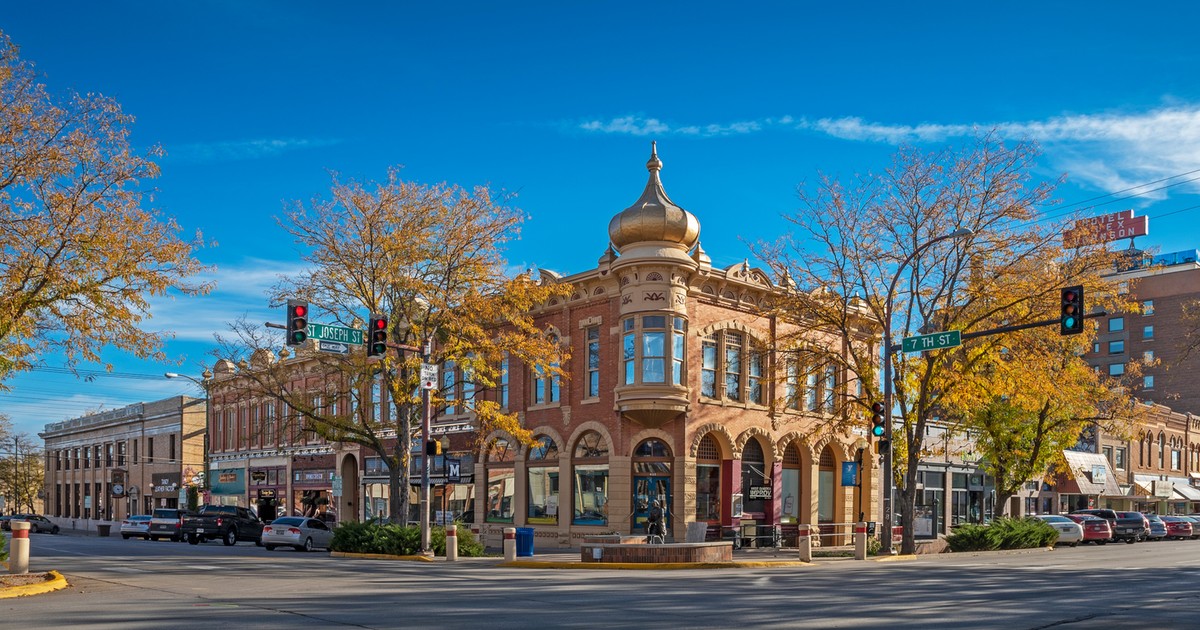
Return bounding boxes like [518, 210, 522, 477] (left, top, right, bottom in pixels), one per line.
[607, 142, 700, 252]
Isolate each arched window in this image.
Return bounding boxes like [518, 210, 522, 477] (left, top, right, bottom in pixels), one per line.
[1159, 433, 1166, 469]
[695, 434, 721, 522]
[741, 438, 769, 515]
[572, 431, 609, 526]
[527, 436, 559, 525]
[817, 446, 837, 522]
[780, 442, 803, 523]
[485, 438, 515, 523]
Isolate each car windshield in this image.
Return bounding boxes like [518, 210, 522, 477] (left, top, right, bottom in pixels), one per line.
[1039, 516, 1070, 523]
[270, 517, 304, 526]
[153, 509, 179, 518]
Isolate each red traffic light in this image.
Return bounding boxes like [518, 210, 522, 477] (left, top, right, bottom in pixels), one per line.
[367, 314, 388, 357]
[286, 299, 308, 346]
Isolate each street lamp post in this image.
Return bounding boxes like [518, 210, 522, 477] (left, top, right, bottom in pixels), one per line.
[880, 227, 972, 555]
[165, 370, 214, 503]
[418, 334, 434, 555]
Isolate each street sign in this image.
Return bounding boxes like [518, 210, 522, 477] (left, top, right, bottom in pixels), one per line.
[307, 323, 363, 346]
[318, 340, 351, 355]
[420, 363, 438, 390]
[902, 330, 962, 353]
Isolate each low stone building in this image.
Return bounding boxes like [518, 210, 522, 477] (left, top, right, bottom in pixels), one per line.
[40, 396, 206, 528]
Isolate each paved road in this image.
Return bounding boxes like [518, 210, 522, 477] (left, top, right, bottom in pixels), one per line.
[6, 532, 1200, 628]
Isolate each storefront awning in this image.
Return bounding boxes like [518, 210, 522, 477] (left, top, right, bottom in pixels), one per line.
[1172, 482, 1200, 501]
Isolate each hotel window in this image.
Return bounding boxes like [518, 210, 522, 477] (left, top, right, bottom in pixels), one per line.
[1092, 342, 1100, 354]
[105, 443, 113, 468]
[1144, 350, 1155, 363]
[147, 438, 154, 463]
[132, 439, 138, 465]
[1144, 325, 1154, 340]
[586, 326, 600, 398]
[1143, 300, 1154, 316]
[1108, 340, 1124, 354]
[572, 431, 610, 526]
[699, 328, 764, 404]
[1108, 363, 1124, 377]
[533, 335, 562, 405]
[117, 442, 126, 467]
[526, 436, 560, 525]
[1144, 375, 1154, 390]
[169, 434, 176, 463]
[623, 316, 686, 387]
[499, 353, 509, 410]
[1108, 317, 1124, 332]
[83, 446, 90, 469]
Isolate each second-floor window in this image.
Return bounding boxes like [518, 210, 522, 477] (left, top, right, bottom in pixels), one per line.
[625, 316, 686, 387]
[586, 326, 600, 398]
[700, 329, 764, 405]
[499, 354, 509, 410]
[1108, 317, 1124, 332]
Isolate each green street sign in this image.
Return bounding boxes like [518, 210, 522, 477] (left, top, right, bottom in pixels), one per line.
[902, 330, 962, 354]
[307, 323, 363, 346]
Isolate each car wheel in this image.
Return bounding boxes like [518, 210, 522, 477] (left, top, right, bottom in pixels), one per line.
[122, 534, 131, 540]
[223, 528, 238, 546]
[188, 534, 200, 545]
[304, 537, 314, 552]
[1125, 538, 1136, 544]
[1070, 542, 1078, 547]
[1098, 540, 1107, 545]
[265, 545, 277, 551]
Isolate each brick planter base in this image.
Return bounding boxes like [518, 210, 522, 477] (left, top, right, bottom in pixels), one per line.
[580, 541, 733, 563]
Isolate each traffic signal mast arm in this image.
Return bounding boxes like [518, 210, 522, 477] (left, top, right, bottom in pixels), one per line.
[885, 310, 1108, 353]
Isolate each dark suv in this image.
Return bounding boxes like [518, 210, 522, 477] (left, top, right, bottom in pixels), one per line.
[1070, 509, 1144, 543]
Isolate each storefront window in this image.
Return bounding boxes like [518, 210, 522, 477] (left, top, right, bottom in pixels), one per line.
[780, 442, 802, 523]
[526, 436, 560, 525]
[485, 438, 515, 523]
[572, 431, 609, 526]
[696, 436, 722, 522]
[741, 438, 769, 515]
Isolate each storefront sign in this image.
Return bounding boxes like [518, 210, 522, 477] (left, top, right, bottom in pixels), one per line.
[747, 485, 773, 500]
[257, 488, 277, 499]
[211, 468, 246, 496]
[1153, 480, 1173, 498]
[152, 472, 182, 498]
[1091, 465, 1107, 485]
[250, 470, 268, 483]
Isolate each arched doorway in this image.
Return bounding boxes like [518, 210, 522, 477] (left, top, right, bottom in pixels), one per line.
[631, 438, 671, 535]
[339, 454, 359, 524]
[817, 444, 837, 541]
[694, 434, 721, 526]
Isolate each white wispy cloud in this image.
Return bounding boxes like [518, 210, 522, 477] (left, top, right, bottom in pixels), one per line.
[577, 107, 1200, 196]
[164, 137, 342, 163]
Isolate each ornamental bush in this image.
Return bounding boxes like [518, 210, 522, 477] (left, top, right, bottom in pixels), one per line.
[331, 521, 485, 557]
[946, 517, 1058, 552]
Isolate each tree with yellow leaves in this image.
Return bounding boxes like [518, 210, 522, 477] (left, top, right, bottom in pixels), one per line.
[0, 32, 210, 382]
[757, 132, 1134, 553]
[214, 168, 570, 525]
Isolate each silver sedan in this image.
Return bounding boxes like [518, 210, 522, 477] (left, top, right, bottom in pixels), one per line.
[1035, 514, 1084, 546]
[261, 516, 334, 552]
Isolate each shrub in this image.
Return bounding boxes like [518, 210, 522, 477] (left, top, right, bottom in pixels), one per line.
[331, 521, 486, 557]
[946, 517, 1058, 552]
[946, 523, 997, 552]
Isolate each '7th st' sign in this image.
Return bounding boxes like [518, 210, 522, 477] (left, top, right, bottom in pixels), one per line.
[901, 330, 962, 354]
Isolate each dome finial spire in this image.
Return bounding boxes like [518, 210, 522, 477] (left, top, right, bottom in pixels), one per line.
[647, 140, 662, 173]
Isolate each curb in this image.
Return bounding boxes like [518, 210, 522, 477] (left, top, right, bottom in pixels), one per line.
[500, 560, 815, 570]
[330, 551, 436, 562]
[0, 571, 69, 598]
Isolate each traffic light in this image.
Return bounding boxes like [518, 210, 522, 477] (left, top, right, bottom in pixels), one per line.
[367, 314, 388, 357]
[1060, 285, 1085, 335]
[870, 401, 886, 438]
[286, 299, 308, 346]
[426, 439, 441, 456]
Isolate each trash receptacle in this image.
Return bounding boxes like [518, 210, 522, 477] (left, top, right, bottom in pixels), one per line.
[515, 527, 534, 557]
[97, 523, 112, 537]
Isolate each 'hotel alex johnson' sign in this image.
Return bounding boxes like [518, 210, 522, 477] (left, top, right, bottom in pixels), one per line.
[1062, 210, 1149, 248]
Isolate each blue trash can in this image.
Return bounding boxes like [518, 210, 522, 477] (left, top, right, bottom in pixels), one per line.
[516, 527, 534, 557]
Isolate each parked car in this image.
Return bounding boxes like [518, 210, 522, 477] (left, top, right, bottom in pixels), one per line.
[1033, 515, 1083, 547]
[1144, 515, 1168, 541]
[120, 515, 153, 540]
[5, 514, 60, 534]
[1064, 514, 1112, 544]
[1178, 515, 1200, 539]
[261, 516, 335, 552]
[0, 515, 16, 531]
[1117, 511, 1151, 542]
[147, 508, 188, 542]
[1160, 515, 1195, 540]
[1070, 509, 1143, 543]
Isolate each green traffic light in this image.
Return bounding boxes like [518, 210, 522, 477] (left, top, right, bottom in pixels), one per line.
[872, 425, 885, 437]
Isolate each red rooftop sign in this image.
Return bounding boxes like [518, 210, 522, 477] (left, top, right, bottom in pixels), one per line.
[1063, 210, 1148, 247]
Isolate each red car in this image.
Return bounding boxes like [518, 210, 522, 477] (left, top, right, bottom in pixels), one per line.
[1065, 513, 1112, 544]
[1163, 515, 1197, 540]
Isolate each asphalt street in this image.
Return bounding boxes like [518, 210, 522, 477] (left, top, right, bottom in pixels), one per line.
[5, 531, 1200, 629]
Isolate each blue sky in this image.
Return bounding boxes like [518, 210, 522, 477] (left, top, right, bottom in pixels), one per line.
[4, 2, 1200, 438]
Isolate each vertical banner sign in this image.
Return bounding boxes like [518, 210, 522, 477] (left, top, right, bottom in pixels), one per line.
[841, 461, 859, 486]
